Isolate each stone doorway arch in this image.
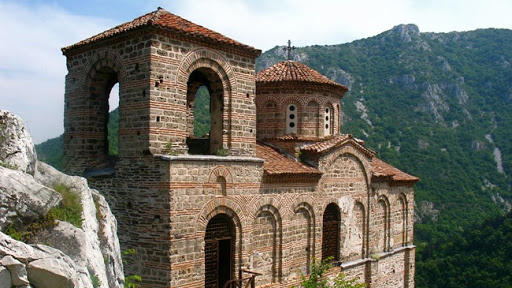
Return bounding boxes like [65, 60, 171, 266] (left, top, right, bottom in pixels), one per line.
[205, 214, 235, 288]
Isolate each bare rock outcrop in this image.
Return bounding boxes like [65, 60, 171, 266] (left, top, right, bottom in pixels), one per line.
[0, 110, 37, 175]
[0, 110, 124, 288]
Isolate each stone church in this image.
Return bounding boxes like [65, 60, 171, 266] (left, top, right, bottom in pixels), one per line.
[61, 7, 418, 288]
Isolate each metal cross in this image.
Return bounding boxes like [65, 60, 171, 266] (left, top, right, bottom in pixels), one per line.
[283, 40, 295, 60]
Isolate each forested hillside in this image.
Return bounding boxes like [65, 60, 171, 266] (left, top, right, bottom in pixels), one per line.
[37, 25, 512, 287]
[257, 24, 512, 287]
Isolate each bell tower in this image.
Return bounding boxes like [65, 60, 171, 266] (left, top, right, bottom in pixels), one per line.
[62, 7, 261, 175]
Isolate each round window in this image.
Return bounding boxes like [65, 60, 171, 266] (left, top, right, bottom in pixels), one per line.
[289, 105, 296, 111]
[290, 122, 295, 128]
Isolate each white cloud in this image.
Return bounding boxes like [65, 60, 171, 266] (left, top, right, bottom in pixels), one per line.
[168, 0, 512, 51]
[1, 0, 511, 143]
[0, 1, 115, 143]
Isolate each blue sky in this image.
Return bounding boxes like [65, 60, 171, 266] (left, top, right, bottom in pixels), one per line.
[1, 0, 511, 143]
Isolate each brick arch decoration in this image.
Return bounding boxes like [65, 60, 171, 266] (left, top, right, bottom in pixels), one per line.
[208, 166, 234, 184]
[293, 201, 316, 273]
[352, 201, 366, 259]
[196, 199, 245, 239]
[377, 195, 391, 252]
[279, 96, 304, 111]
[197, 203, 243, 287]
[322, 149, 371, 195]
[326, 101, 339, 131]
[245, 196, 284, 222]
[71, 49, 127, 166]
[176, 48, 236, 94]
[82, 49, 127, 89]
[397, 193, 409, 246]
[258, 99, 278, 110]
[252, 204, 283, 283]
[177, 48, 237, 147]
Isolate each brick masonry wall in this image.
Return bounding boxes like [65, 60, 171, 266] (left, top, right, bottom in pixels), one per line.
[86, 150, 414, 288]
[88, 156, 173, 287]
[63, 31, 153, 174]
[147, 33, 258, 156]
[256, 88, 341, 140]
[63, 25, 415, 288]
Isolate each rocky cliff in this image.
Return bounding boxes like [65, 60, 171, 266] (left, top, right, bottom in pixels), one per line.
[0, 110, 124, 288]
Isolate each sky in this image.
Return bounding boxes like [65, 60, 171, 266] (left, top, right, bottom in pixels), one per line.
[1, 0, 511, 144]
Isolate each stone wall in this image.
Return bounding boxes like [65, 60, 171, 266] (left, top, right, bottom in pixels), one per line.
[64, 29, 259, 175]
[147, 33, 258, 156]
[63, 31, 153, 174]
[85, 147, 415, 288]
[256, 86, 341, 139]
[62, 20, 416, 288]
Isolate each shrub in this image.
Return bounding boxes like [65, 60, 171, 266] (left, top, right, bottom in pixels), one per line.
[48, 183, 83, 228]
[293, 257, 366, 288]
[122, 249, 142, 288]
[91, 274, 101, 288]
[215, 147, 228, 156]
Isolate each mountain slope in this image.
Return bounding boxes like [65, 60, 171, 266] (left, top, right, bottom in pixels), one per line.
[258, 25, 512, 222]
[257, 25, 512, 287]
[37, 25, 512, 287]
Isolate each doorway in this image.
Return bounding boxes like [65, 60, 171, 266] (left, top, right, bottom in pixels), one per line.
[205, 214, 235, 288]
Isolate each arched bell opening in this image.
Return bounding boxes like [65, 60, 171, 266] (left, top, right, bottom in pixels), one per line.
[186, 68, 224, 155]
[87, 66, 120, 164]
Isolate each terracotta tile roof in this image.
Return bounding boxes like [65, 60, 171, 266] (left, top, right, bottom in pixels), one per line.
[256, 142, 321, 176]
[270, 134, 321, 142]
[300, 134, 373, 156]
[256, 60, 348, 92]
[62, 7, 260, 57]
[371, 158, 419, 184]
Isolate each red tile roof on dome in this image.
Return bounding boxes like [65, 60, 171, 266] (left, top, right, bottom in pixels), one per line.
[371, 158, 419, 184]
[256, 143, 321, 176]
[256, 60, 348, 92]
[62, 7, 261, 56]
[300, 134, 374, 156]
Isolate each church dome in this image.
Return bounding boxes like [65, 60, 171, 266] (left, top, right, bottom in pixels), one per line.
[256, 60, 346, 140]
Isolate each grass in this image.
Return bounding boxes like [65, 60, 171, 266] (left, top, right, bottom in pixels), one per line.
[48, 183, 83, 228]
[91, 274, 101, 288]
[215, 147, 228, 156]
[0, 161, 19, 170]
[5, 182, 84, 242]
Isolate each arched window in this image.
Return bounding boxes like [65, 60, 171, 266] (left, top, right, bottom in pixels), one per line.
[216, 176, 227, 196]
[286, 104, 298, 134]
[353, 202, 365, 259]
[377, 198, 390, 252]
[324, 105, 333, 136]
[398, 196, 408, 246]
[322, 203, 340, 261]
